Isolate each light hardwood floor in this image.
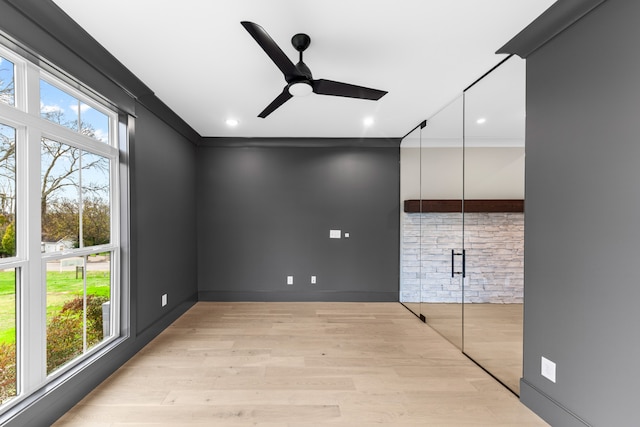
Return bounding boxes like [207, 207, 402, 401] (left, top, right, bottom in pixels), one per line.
[419, 303, 524, 394]
[53, 302, 548, 426]
[463, 303, 524, 395]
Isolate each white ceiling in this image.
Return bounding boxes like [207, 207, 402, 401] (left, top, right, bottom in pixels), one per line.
[51, 0, 555, 139]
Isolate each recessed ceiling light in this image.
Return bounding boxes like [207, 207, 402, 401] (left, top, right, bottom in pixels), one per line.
[363, 117, 375, 127]
[225, 118, 239, 127]
[476, 118, 486, 124]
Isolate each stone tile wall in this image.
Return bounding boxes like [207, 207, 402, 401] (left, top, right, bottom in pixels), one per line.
[400, 212, 524, 303]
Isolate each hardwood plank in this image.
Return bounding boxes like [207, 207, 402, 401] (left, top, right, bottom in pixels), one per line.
[52, 302, 547, 426]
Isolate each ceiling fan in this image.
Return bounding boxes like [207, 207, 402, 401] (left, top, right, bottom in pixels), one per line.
[241, 21, 388, 118]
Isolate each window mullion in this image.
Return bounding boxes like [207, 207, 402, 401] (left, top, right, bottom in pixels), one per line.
[78, 148, 83, 249]
[24, 63, 40, 116]
[13, 57, 27, 113]
[82, 257, 87, 353]
[21, 63, 46, 393]
[20, 125, 46, 393]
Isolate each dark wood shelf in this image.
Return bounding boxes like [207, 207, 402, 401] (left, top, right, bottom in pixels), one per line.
[404, 199, 524, 213]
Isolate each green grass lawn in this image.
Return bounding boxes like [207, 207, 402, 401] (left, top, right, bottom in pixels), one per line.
[0, 270, 111, 345]
[0, 271, 16, 344]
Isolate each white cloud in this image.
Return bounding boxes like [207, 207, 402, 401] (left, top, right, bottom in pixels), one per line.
[93, 129, 108, 143]
[40, 102, 64, 114]
[69, 103, 91, 114]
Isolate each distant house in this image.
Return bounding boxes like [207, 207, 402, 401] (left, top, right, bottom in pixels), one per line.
[41, 239, 74, 253]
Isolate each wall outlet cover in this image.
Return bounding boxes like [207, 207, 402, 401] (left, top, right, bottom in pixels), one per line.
[329, 229, 341, 239]
[311, 275, 317, 284]
[287, 276, 294, 285]
[541, 356, 556, 383]
[161, 294, 168, 307]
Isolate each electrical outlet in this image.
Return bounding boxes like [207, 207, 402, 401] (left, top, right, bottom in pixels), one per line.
[287, 276, 294, 285]
[541, 356, 556, 383]
[311, 275, 317, 284]
[161, 294, 168, 307]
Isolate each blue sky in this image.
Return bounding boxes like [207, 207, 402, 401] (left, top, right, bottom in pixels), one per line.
[0, 56, 15, 106]
[40, 80, 109, 143]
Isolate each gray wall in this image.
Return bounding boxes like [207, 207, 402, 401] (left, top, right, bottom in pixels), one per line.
[0, 1, 200, 425]
[197, 141, 399, 302]
[519, 0, 640, 425]
[132, 104, 199, 332]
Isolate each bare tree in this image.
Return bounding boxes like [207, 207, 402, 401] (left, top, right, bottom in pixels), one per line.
[40, 111, 109, 215]
[40, 111, 109, 245]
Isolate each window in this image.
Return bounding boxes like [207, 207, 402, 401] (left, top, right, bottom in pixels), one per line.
[41, 138, 113, 374]
[0, 123, 16, 405]
[0, 268, 16, 404]
[45, 254, 111, 374]
[0, 124, 15, 257]
[0, 46, 122, 408]
[0, 56, 14, 107]
[40, 80, 109, 143]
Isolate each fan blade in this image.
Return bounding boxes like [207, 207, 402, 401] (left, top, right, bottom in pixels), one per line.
[241, 21, 297, 78]
[313, 79, 387, 100]
[258, 87, 293, 118]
